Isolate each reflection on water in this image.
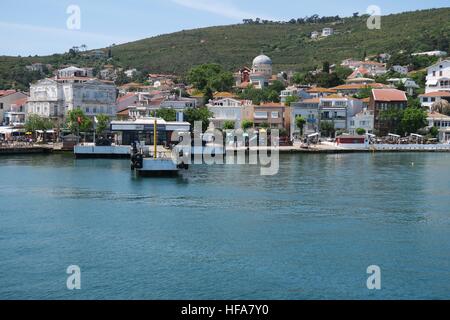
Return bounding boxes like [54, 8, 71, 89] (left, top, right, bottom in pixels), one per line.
[0, 153, 450, 299]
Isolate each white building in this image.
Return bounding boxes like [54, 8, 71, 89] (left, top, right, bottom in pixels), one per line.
[319, 96, 364, 131]
[348, 109, 374, 135]
[0, 91, 29, 126]
[290, 98, 320, 139]
[159, 97, 197, 111]
[341, 59, 387, 76]
[207, 98, 252, 129]
[391, 65, 409, 75]
[280, 86, 299, 103]
[425, 60, 450, 94]
[250, 54, 273, 89]
[27, 78, 117, 120]
[125, 69, 137, 78]
[57, 66, 93, 78]
[426, 112, 450, 142]
[311, 31, 320, 39]
[412, 51, 447, 57]
[322, 28, 334, 37]
[419, 91, 450, 110]
[387, 78, 420, 96]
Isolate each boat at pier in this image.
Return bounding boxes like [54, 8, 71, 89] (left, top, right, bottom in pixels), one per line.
[130, 118, 188, 177]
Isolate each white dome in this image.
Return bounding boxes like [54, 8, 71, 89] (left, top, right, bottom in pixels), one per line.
[253, 54, 272, 66]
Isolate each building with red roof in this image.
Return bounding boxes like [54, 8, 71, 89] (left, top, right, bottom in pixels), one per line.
[369, 89, 408, 136]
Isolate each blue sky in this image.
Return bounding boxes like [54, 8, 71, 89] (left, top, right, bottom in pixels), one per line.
[0, 0, 448, 56]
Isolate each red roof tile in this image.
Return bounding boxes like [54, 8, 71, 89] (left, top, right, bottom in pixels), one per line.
[419, 91, 450, 98]
[372, 89, 407, 102]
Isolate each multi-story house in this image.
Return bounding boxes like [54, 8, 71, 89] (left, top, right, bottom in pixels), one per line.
[419, 91, 450, 111]
[57, 66, 93, 78]
[348, 108, 375, 135]
[27, 77, 117, 121]
[341, 59, 387, 77]
[425, 60, 450, 94]
[207, 98, 252, 129]
[290, 98, 320, 139]
[369, 89, 408, 136]
[251, 103, 289, 132]
[0, 90, 29, 126]
[426, 111, 450, 142]
[319, 96, 363, 131]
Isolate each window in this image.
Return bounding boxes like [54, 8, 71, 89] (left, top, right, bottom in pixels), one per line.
[0, 103, 3, 110]
[254, 111, 268, 119]
[271, 111, 279, 119]
[86, 107, 90, 113]
[431, 98, 436, 102]
[440, 71, 443, 76]
[93, 107, 97, 113]
[423, 97, 429, 102]
[433, 71, 436, 77]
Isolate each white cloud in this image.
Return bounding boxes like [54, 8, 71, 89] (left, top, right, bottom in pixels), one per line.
[171, 0, 277, 21]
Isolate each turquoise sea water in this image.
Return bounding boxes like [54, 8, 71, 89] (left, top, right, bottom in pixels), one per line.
[0, 153, 449, 300]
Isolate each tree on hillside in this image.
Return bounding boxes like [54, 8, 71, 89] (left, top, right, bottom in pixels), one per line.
[356, 128, 366, 135]
[156, 108, 177, 122]
[354, 86, 373, 99]
[184, 107, 213, 132]
[323, 61, 330, 73]
[95, 114, 110, 136]
[401, 107, 427, 134]
[334, 66, 353, 81]
[187, 64, 234, 92]
[66, 109, 92, 135]
[285, 95, 299, 106]
[268, 80, 286, 94]
[25, 115, 54, 138]
[320, 120, 335, 137]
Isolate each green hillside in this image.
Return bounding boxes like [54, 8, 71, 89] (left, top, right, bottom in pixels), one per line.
[0, 7, 449, 90]
[109, 8, 450, 73]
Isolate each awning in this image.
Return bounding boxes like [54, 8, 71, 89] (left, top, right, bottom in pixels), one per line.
[427, 79, 438, 86]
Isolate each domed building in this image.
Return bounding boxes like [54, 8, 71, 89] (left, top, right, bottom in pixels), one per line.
[250, 53, 273, 89]
[252, 54, 273, 77]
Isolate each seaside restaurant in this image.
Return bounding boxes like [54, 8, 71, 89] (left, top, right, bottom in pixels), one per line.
[110, 118, 191, 146]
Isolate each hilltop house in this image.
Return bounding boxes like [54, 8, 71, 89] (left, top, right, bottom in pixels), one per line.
[425, 60, 450, 94]
[341, 59, 387, 77]
[391, 65, 410, 75]
[369, 89, 408, 136]
[322, 28, 334, 37]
